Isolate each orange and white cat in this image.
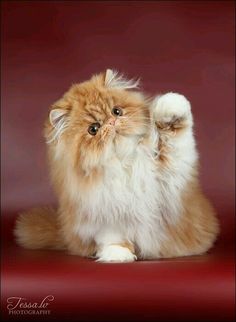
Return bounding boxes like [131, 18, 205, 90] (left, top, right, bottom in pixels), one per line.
[14, 69, 219, 262]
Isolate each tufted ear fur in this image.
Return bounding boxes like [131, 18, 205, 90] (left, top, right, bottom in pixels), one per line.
[49, 108, 67, 127]
[46, 108, 69, 144]
[104, 69, 140, 90]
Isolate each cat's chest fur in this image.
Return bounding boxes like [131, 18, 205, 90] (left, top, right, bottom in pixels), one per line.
[74, 137, 166, 252]
[79, 141, 160, 225]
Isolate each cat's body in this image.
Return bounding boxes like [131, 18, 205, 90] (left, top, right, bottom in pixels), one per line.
[15, 70, 219, 262]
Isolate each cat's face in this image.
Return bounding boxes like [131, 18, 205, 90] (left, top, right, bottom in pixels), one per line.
[45, 70, 151, 173]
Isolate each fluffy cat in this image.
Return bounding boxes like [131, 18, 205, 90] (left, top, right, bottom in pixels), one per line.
[14, 69, 219, 262]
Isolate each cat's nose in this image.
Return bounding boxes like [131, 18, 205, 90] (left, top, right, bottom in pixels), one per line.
[108, 118, 116, 126]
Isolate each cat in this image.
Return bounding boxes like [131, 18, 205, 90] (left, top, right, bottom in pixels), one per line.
[14, 69, 219, 262]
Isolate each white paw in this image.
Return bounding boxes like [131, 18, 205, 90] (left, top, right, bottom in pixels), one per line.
[96, 245, 137, 263]
[153, 92, 192, 124]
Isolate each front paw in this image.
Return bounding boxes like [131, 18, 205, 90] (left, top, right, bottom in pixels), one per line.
[96, 245, 137, 263]
[153, 92, 192, 130]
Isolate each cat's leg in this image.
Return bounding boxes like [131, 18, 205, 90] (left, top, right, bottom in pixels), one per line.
[152, 92, 197, 219]
[152, 92, 196, 171]
[61, 223, 97, 257]
[66, 234, 97, 257]
[58, 209, 97, 258]
[151, 93, 219, 257]
[95, 226, 137, 263]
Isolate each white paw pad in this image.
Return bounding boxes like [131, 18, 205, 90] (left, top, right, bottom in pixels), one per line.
[96, 245, 137, 263]
[153, 92, 192, 124]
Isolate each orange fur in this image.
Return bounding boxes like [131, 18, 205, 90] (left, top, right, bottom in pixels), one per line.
[158, 178, 219, 258]
[111, 242, 136, 254]
[14, 207, 65, 250]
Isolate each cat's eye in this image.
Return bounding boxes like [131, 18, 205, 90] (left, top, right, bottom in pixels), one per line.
[112, 106, 123, 116]
[88, 122, 100, 136]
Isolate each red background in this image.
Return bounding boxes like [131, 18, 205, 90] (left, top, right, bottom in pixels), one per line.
[1, 1, 235, 322]
[2, 1, 234, 229]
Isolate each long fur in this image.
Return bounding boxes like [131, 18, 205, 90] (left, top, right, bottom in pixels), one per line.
[14, 69, 219, 262]
[14, 207, 65, 250]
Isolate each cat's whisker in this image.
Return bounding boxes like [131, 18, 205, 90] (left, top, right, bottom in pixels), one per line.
[118, 122, 150, 127]
[121, 117, 151, 122]
[122, 115, 151, 120]
[120, 116, 150, 122]
[120, 120, 150, 127]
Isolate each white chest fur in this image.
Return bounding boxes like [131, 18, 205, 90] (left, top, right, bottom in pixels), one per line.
[85, 143, 160, 222]
[74, 138, 165, 254]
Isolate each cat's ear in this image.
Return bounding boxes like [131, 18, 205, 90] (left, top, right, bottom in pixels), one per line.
[49, 108, 67, 128]
[104, 69, 140, 90]
[46, 108, 69, 144]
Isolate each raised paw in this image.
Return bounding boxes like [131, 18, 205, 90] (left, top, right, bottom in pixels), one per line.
[96, 245, 137, 263]
[152, 92, 193, 131]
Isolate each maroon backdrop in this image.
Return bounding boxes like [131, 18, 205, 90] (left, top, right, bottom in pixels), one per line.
[1, 2, 235, 322]
[1, 1, 235, 232]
